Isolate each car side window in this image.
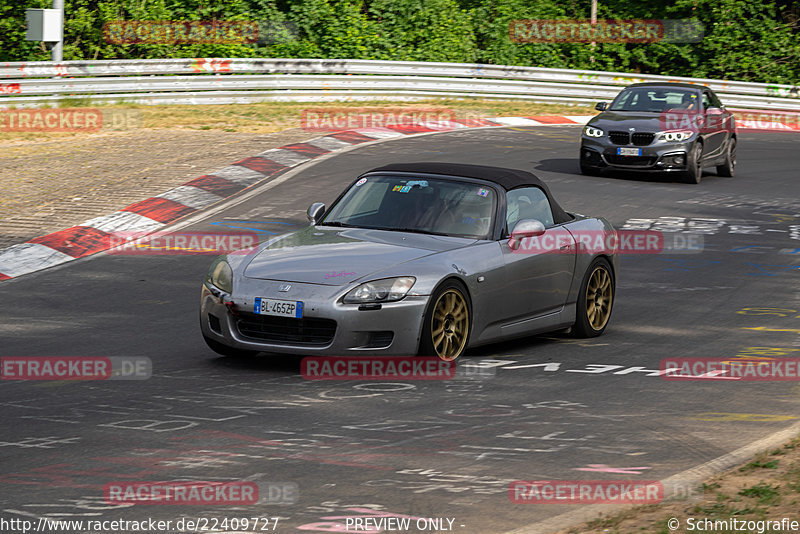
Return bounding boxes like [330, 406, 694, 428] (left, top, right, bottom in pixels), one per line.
[506, 187, 554, 233]
[708, 92, 723, 108]
[702, 92, 712, 110]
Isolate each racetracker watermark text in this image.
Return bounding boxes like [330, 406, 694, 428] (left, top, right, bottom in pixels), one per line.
[509, 19, 704, 43]
[107, 231, 259, 255]
[301, 107, 456, 131]
[302, 357, 456, 380]
[1, 356, 151, 380]
[0, 108, 141, 132]
[509, 480, 664, 503]
[103, 481, 297, 505]
[510, 229, 703, 254]
[661, 357, 800, 381]
[104, 20, 259, 44]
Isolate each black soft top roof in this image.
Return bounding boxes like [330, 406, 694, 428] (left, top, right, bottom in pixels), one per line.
[365, 162, 571, 224]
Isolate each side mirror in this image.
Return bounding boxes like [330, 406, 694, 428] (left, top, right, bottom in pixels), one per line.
[307, 202, 326, 224]
[508, 219, 546, 250]
[595, 102, 608, 112]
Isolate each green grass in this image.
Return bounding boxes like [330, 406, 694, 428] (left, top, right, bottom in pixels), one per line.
[739, 483, 781, 505]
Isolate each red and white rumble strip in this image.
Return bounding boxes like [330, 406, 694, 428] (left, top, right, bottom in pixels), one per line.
[0, 115, 593, 281]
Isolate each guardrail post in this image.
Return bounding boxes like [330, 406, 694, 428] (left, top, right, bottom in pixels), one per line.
[51, 0, 64, 62]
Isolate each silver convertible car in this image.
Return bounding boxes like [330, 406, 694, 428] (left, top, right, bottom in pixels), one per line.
[200, 163, 619, 361]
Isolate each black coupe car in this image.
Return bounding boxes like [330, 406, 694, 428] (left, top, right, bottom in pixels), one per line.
[579, 82, 737, 183]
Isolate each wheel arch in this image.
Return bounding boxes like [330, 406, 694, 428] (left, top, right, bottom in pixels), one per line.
[417, 275, 474, 354]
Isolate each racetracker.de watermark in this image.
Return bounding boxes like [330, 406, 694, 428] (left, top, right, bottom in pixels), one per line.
[104, 20, 258, 44]
[509, 19, 704, 43]
[107, 231, 259, 255]
[103, 481, 298, 505]
[1, 356, 151, 380]
[0, 108, 142, 132]
[661, 357, 800, 381]
[510, 229, 703, 254]
[300, 107, 457, 131]
[103, 20, 297, 45]
[301, 357, 456, 380]
[509, 480, 664, 504]
[732, 109, 800, 132]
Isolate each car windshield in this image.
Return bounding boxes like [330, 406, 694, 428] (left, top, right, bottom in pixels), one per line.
[609, 87, 699, 112]
[321, 175, 496, 239]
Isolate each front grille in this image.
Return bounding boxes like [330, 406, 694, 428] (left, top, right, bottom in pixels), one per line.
[609, 131, 630, 145]
[236, 313, 336, 346]
[631, 132, 655, 146]
[605, 154, 658, 166]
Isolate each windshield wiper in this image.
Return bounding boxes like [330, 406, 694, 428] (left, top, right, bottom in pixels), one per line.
[320, 221, 357, 228]
[373, 226, 453, 237]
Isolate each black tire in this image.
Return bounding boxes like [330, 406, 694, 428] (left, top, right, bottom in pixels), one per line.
[573, 257, 615, 338]
[580, 163, 601, 176]
[716, 138, 736, 177]
[682, 143, 703, 184]
[419, 279, 471, 361]
[203, 335, 259, 358]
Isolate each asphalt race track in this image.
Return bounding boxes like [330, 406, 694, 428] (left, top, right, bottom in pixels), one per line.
[2, 125, 800, 533]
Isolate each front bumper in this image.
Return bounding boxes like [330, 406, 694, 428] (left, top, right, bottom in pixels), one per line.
[581, 136, 692, 172]
[199, 281, 429, 356]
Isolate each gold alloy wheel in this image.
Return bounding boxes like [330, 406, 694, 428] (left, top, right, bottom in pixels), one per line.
[586, 266, 613, 330]
[431, 289, 469, 361]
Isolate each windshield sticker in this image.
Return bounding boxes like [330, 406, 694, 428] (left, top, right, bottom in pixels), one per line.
[406, 180, 429, 188]
[478, 188, 489, 197]
[392, 185, 412, 193]
[355, 178, 367, 186]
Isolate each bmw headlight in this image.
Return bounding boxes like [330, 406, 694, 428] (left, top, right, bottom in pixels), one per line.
[343, 277, 416, 304]
[659, 131, 694, 142]
[207, 257, 233, 294]
[584, 126, 604, 138]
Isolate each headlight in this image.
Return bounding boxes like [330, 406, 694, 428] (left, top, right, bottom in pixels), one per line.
[659, 131, 694, 142]
[343, 277, 416, 304]
[207, 258, 233, 294]
[584, 126, 604, 137]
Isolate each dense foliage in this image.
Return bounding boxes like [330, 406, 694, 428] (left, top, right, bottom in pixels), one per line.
[1, 0, 798, 83]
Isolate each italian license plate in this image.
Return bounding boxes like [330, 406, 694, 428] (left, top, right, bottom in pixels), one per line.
[254, 297, 303, 318]
[617, 147, 642, 156]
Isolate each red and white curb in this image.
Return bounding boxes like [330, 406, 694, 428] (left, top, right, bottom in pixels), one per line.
[0, 115, 593, 282]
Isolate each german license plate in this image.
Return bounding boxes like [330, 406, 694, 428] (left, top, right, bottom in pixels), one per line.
[254, 298, 303, 318]
[617, 147, 642, 156]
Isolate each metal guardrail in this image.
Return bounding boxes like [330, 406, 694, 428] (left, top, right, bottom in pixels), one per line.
[1, 58, 798, 110]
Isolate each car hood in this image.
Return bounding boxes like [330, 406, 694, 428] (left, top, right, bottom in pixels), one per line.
[243, 226, 477, 285]
[589, 111, 665, 132]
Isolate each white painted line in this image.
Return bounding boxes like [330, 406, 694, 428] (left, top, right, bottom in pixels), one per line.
[255, 148, 311, 167]
[306, 136, 354, 151]
[211, 165, 266, 186]
[485, 117, 543, 126]
[155, 185, 224, 210]
[353, 128, 406, 139]
[0, 243, 74, 278]
[81, 211, 165, 234]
